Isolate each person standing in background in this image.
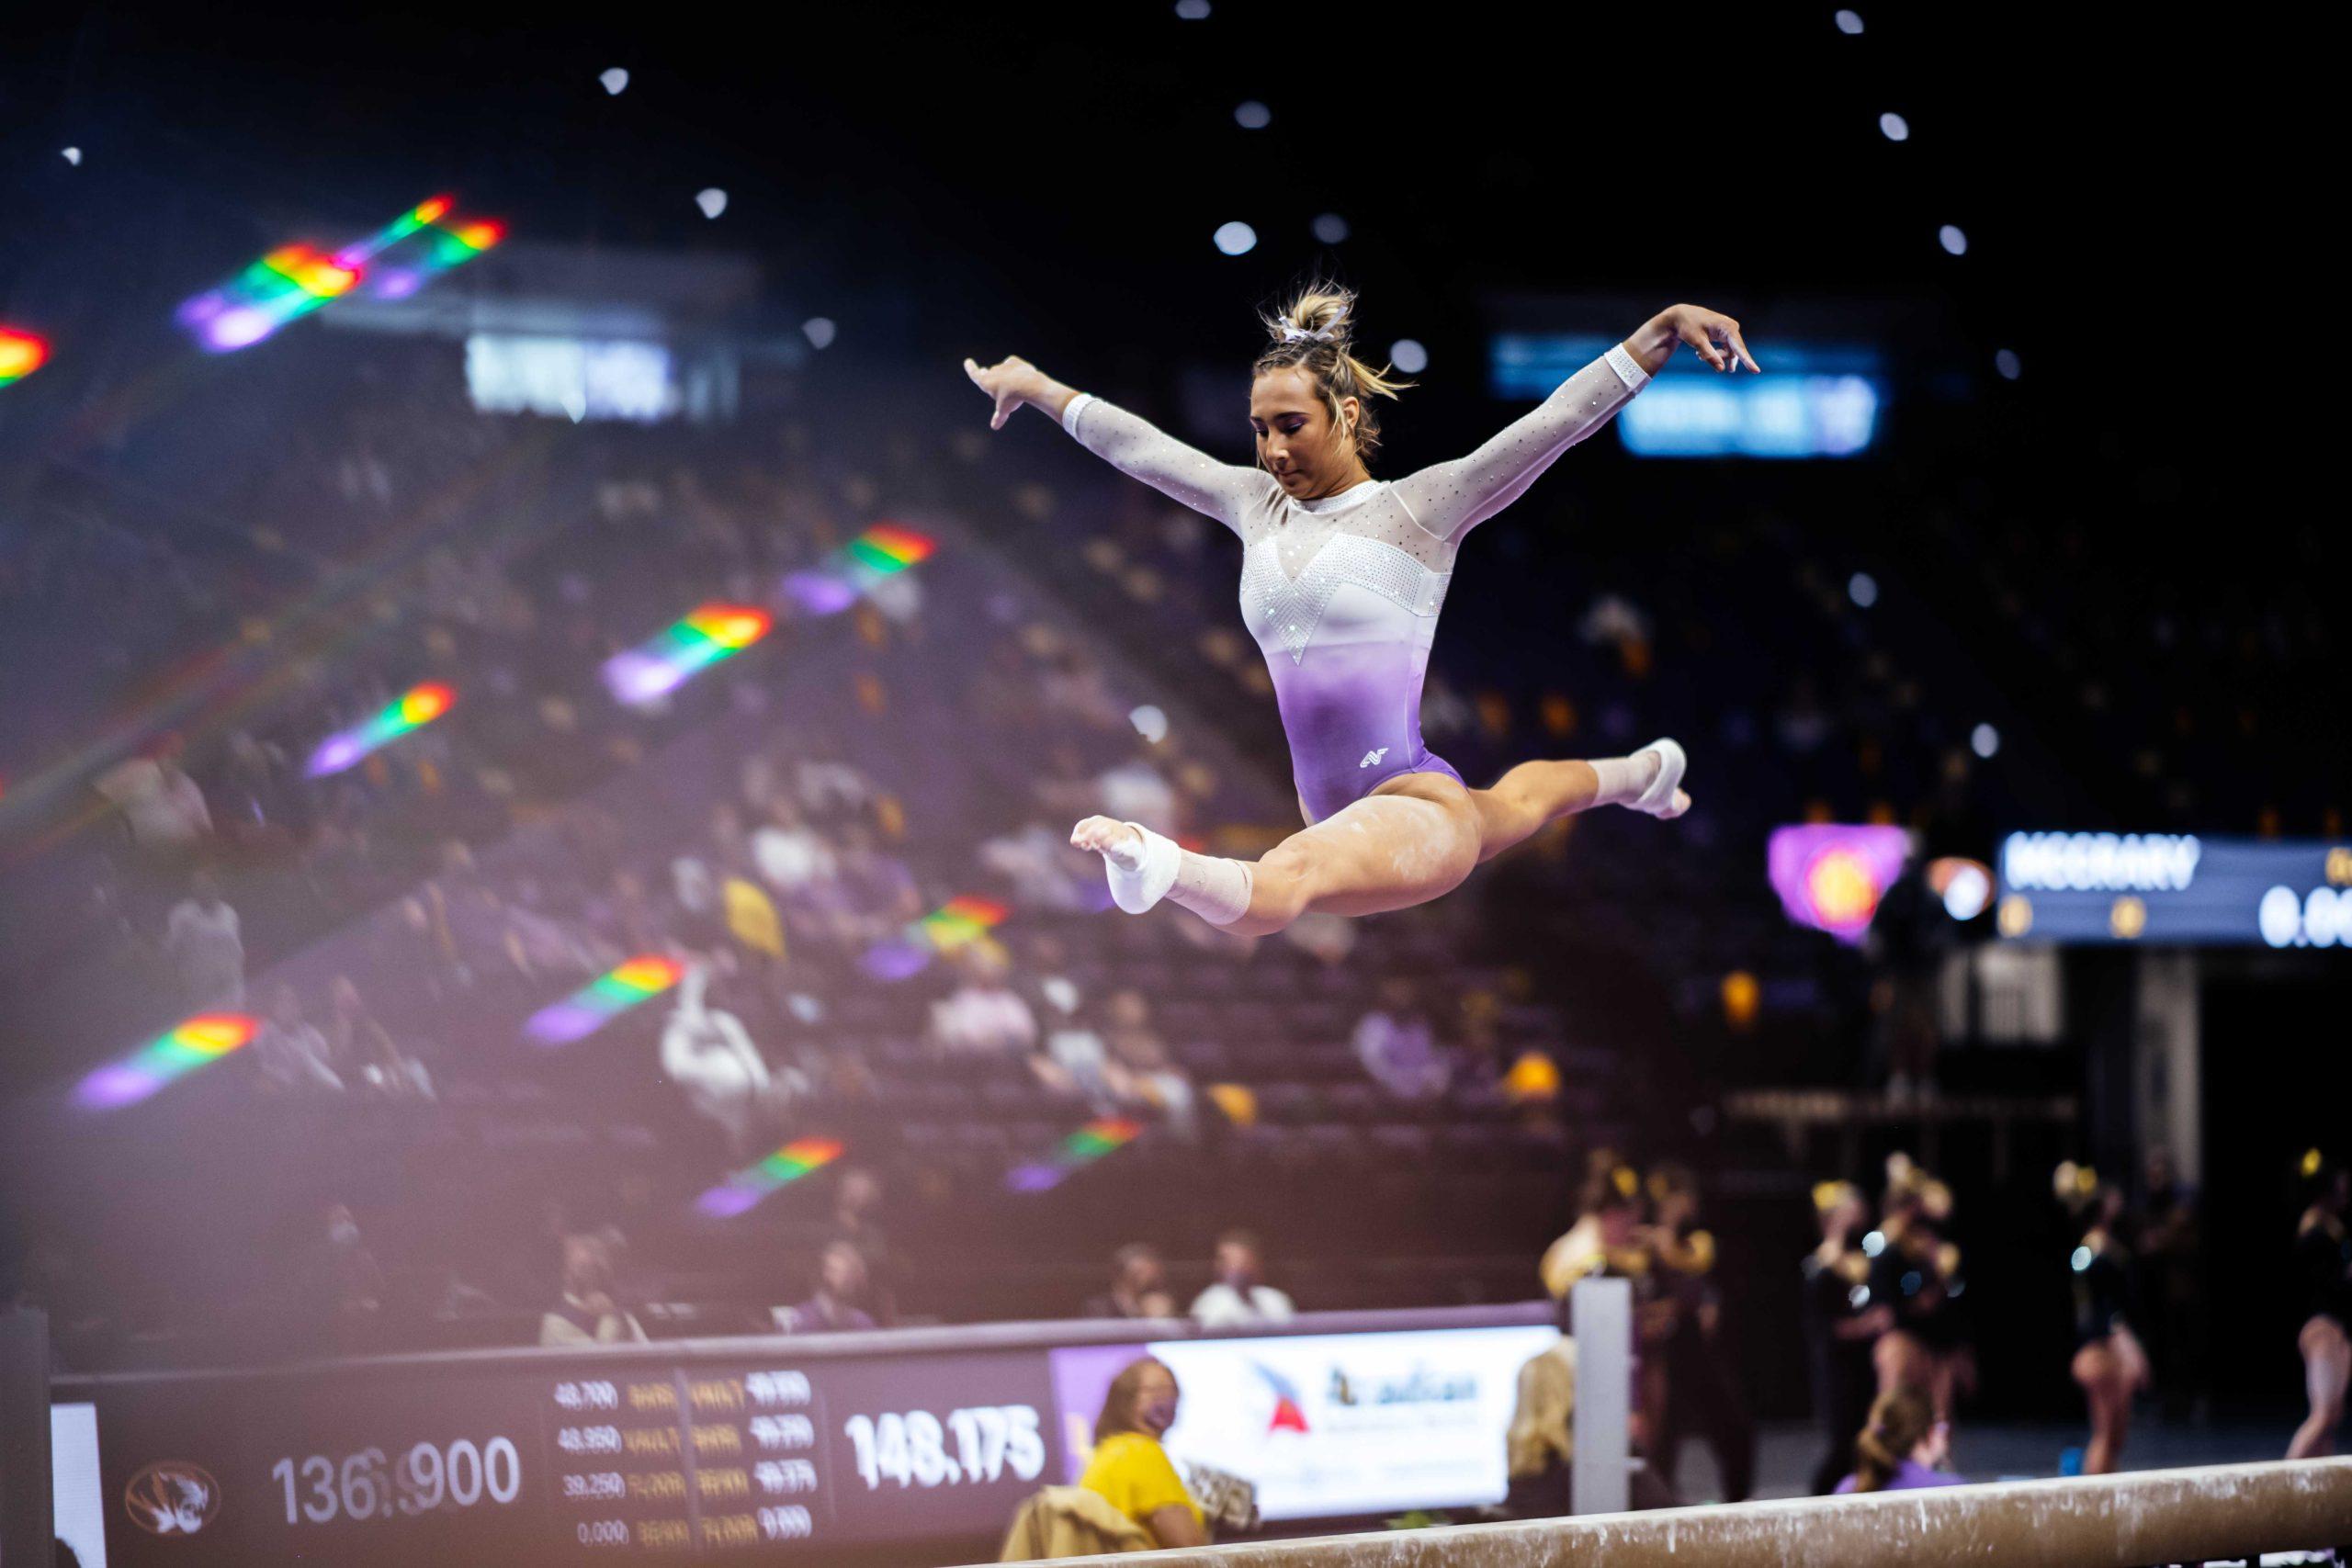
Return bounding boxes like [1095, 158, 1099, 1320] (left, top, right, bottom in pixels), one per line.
[163, 871, 243, 1014]
[1804, 1180, 1892, 1494]
[1648, 1165, 1753, 1502]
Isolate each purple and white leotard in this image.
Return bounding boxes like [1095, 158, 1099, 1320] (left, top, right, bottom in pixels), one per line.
[1059, 343, 1650, 824]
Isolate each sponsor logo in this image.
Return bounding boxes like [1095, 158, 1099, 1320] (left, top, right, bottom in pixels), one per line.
[127, 1461, 221, 1536]
[1250, 1363, 1310, 1433]
[1358, 748, 1388, 770]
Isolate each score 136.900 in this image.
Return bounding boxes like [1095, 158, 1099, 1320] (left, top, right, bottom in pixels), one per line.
[842, 1406, 1043, 1490]
[270, 1438, 522, 1525]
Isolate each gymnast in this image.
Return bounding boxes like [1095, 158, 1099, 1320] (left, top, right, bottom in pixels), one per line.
[965, 281, 1758, 935]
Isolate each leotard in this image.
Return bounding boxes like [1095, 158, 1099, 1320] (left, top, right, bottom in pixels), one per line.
[1059, 344, 1650, 822]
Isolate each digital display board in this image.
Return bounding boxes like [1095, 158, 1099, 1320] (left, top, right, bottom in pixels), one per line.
[1995, 833, 2352, 947]
[1488, 333, 1885, 457]
[53, 1304, 1554, 1565]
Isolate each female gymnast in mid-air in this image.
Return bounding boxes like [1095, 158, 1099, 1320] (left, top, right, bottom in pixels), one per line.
[964, 282, 1759, 938]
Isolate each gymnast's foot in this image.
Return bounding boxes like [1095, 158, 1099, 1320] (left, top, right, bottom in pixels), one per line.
[1072, 816, 1180, 914]
[1626, 738, 1691, 820]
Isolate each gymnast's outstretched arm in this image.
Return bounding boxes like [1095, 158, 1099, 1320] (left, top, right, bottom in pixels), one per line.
[1392, 303, 1759, 543]
[964, 353, 1272, 536]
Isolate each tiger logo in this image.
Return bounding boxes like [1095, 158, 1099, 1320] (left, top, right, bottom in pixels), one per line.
[126, 1461, 220, 1535]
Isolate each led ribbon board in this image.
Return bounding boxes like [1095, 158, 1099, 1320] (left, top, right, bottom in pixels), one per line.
[525, 955, 684, 1045]
[0, 327, 50, 386]
[694, 1136, 846, 1218]
[783, 524, 936, 615]
[74, 1014, 258, 1110]
[305, 682, 455, 777]
[1007, 1117, 1141, 1192]
[602, 604, 773, 706]
[178, 196, 503, 352]
[861, 895, 1009, 980]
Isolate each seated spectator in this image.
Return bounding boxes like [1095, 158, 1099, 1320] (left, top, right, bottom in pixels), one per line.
[929, 948, 1039, 1058]
[662, 964, 791, 1158]
[163, 871, 244, 1015]
[1836, 1387, 1963, 1494]
[778, 1241, 878, 1335]
[306, 1203, 387, 1355]
[96, 738, 212, 855]
[254, 984, 345, 1095]
[1086, 1245, 1177, 1320]
[1351, 976, 1450, 1100]
[538, 1234, 649, 1347]
[751, 795, 839, 899]
[1189, 1231, 1294, 1328]
[327, 976, 434, 1100]
[1102, 990, 1195, 1137]
[826, 1169, 899, 1326]
[1078, 1358, 1209, 1549]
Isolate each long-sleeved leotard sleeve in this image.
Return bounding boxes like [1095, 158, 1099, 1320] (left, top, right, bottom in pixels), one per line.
[1058, 391, 1275, 538]
[1392, 343, 1650, 545]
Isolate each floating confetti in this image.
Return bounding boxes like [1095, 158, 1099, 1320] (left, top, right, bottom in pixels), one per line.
[783, 522, 936, 615]
[696, 188, 728, 220]
[525, 954, 684, 1045]
[304, 682, 454, 777]
[600, 67, 630, 96]
[61, 147, 82, 166]
[0, 328, 50, 386]
[602, 602, 773, 706]
[861, 894, 1008, 980]
[178, 196, 504, 353]
[74, 1014, 258, 1111]
[1008, 1118, 1142, 1192]
[695, 1136, 846, 1219]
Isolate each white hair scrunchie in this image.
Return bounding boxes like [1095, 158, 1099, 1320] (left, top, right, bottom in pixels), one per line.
[1279, 314, 1346, 344]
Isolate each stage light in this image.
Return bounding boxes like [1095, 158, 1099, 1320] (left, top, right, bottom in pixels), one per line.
[1390, 339, 1429, 375]
[600, 67, 630, 96]
[1996, 348, 2021, 380]
[1939, 224, 1969, 255]
[1972, 723, 1999, 759]
[1129, 705, 1168, 743]
[1174, 0, 1210, 16]
[1769, 823, 1911, 943]
[525, 955, 685, 1046]
[74, 1014, 258, 1111]
[0, 328, 51, 385]
[803, 317, 837, 349]
[1879, 112, 1909, 141]
[1312, 212, 1349, 244]
[1235, 101, 1271, 129]
[1007, 1118, 1141, 1192]
[1213, 221, 1257, 256]
[696, 188, 728, 220]
[62, 147, 82, 165]
[1848, 571, 1878, 607]
[305, 681, 456, 777]
[695, 1136, 845, 1218]
[603, 603, 773, 706]
[1928, 857, 1993, 920]
[1836, 9, 1864, 32]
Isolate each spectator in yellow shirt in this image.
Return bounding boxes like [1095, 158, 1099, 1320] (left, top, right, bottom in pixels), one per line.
[1079, 1358, 1209, 1548]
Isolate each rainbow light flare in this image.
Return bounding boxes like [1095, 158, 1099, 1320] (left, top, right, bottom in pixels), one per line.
[694, 1137, 847, 1219]
[1, 328, 51, 386]
[603, 603, 774, 706]
[1007, 1118, 1142, 1193]
[861, 894, 1010, 980]
[305, 682, 456, 777]
[178, 196, 503, 353]
[525, 955, 684, 1046]
[74, 1014, 258, 1111]
[783, 523, 936, 615]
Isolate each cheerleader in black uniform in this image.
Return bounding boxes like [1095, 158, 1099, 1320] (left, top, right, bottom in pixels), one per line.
[1804, 1180, 1894, 1494]
[1647, 1165, 1755, 1502]
[2057, 1164, 2148, 1474]
[2289, 1158, 2352, 1459]
[1871, 1155, 1975, 1427]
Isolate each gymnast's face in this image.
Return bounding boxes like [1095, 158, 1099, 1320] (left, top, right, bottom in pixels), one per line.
[1251, 367, 1363, 501]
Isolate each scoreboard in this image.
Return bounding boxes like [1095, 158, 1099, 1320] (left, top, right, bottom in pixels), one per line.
[51, 1304, 1555, 1565]
[1995, 833, 2352, 948]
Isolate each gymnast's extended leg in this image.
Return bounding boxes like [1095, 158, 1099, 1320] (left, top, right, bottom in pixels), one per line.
[1468, 739, 1692, 864]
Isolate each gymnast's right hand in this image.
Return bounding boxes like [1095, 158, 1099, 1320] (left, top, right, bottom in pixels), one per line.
[963, 355, 1038, 431]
